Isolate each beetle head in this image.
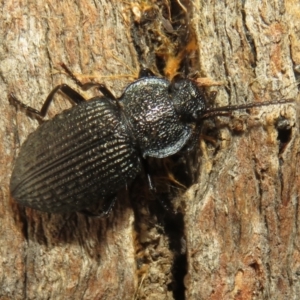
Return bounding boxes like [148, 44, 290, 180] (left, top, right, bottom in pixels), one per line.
[170, 79, 207, 122]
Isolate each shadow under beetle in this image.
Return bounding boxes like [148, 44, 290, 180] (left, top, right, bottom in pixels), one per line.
[9, 65, 294, 214]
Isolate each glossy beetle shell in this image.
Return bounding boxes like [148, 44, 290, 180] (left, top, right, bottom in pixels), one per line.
[10, 97, 141, 213]
[120, 77, 195, 158]
[10, 76, 206, 213]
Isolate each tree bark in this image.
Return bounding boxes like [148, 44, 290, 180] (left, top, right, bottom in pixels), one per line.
[185, 1, 300, 299]
[0, 0, 299, 300]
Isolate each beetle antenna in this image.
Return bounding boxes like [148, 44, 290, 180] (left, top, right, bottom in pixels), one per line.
[200, 98, 294, 119]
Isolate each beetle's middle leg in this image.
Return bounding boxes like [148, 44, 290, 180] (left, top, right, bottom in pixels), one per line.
[9, 84, 87, 119]
[79, 194, 118, 217]
[60, 63, 116, 100]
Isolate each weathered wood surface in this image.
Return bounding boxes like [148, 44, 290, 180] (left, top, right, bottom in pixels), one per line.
[0, 0, 299, 299]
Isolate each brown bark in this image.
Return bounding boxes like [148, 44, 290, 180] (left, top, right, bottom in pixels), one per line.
[0, 0, 299, 299]
[185, 1, 300, 299]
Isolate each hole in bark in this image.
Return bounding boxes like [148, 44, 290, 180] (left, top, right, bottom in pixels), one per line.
[164, 211, 187, 300]
[277, 127, 291, 144]
[276, 116, 292, 154]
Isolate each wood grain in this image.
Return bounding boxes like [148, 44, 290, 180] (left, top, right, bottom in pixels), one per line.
[0, 0, 299, 299]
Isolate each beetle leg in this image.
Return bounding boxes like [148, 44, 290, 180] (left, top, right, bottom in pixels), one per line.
[9, 84, 86, 119]
[60, 63, 116, 100]
[141, 158, 156, 192]
[79, 194, 117, 217]
[82, 82, 116, 100]
[138, 68, 155, 78]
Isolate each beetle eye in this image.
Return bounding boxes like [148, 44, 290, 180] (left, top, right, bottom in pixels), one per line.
[169, 80, 182, 94]
[173, 82, 181, 90]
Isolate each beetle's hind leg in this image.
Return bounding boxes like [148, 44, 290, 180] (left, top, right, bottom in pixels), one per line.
[9, 84, 86, 119]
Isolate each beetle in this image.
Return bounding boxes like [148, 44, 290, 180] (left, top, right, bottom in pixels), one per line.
[9, 65, 294, 214]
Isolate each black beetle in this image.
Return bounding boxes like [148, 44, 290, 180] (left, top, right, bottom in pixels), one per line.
[9, 65, 293, 214]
